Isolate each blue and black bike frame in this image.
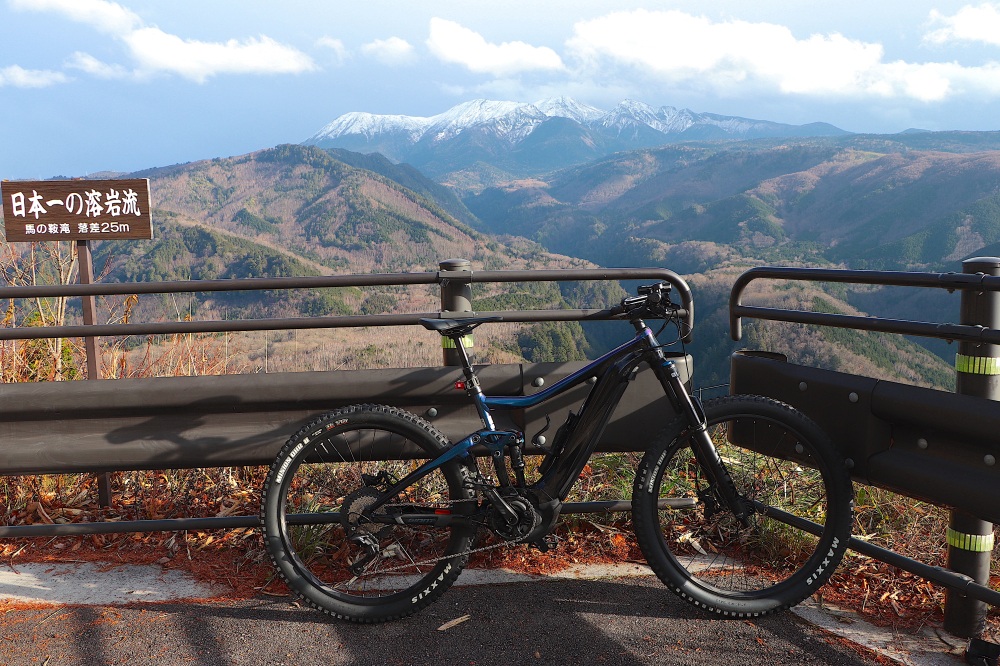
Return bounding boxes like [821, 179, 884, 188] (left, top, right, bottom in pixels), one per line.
[361, 313, 729, 529]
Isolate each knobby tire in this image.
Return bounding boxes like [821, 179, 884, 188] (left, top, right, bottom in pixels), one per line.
[633, 395, 853, 618]
[261, 404, 475, 623]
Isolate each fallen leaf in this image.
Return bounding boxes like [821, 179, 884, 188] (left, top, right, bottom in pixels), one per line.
[437, 614, 472, 631]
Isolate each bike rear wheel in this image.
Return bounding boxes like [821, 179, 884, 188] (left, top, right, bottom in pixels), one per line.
[261, 404, 475, 622]
[633, 395, 853, 617]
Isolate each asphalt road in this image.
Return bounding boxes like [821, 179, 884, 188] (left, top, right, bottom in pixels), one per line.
[0, 575, 886, 666]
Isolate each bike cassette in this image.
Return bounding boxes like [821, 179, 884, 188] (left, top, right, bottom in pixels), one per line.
[341, 486, 391, 538]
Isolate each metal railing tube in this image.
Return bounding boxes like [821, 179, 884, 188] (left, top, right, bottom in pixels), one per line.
[730, 266, 1000, 342]
[729, 306, 1000, 346]
[761, 503, 1000, 609]
[0, 516, 260, 537]
[0, 272, 440, 299]
[561, 498, 697, 513]
[0, 311, 444, 341]
[0, 499, 697, 537]
[0, 307, 690, 342]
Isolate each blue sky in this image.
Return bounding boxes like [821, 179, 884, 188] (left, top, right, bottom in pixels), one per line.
[4, 0, 1000, 179]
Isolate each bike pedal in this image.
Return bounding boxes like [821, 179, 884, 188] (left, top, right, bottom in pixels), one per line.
[531, 535, 559, 553]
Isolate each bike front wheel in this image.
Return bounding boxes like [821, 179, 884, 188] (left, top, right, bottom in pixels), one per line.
[261, 404, 476, 622]
[632, 395, 853, 617]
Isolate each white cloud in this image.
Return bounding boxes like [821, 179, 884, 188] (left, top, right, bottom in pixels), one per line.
[316, 36, 350, 64]
[66, 51, 129, 79]
[427, 18, 563, 76]
[124, 28, 316, 83]
[9, 0, 141, 35]
[12, 0, 316, 82]
[925, 4, 1000, 46]
[565, 9, 1000, 102]
[0, 64, 68, 87]
[362, 37, 416, 65]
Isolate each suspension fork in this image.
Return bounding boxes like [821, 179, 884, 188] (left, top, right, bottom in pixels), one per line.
[648, 339, 751, 523]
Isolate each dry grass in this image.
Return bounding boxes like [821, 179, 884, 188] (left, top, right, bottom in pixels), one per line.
[806, 483, 1000, 639]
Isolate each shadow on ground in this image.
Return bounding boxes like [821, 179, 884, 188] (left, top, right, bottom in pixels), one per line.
[0, 577, 883, 666]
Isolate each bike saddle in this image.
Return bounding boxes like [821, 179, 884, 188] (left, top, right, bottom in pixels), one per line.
[419, 316, 503, 337]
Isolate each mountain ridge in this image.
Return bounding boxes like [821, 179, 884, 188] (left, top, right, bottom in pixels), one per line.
[307, 97, 848, 147]
[304, 97, 850, 187]
[464, 136, 1000, 276]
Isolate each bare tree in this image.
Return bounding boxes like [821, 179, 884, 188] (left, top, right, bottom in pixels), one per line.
[0, 240, 79, 381]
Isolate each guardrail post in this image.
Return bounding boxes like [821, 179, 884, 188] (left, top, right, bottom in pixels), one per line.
[439, 258, 473, 367]
[78, 240, 113, 507]
[945, 257, 1000, 638]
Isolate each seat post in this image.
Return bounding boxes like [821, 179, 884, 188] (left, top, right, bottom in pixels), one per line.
[450, 334, 495, 430]
[450, 334, 475, 375]
[451, 335, 482, 393]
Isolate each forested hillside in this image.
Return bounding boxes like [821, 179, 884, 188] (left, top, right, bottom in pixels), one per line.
[3, 132, 981, 387]
[460, 134, 1000, 386]
[467, 135, 1000, 274]
[72, 145, 615, 374]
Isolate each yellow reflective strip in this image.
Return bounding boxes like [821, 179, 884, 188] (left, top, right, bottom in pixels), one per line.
[955, 354, 1000, 375]
[441, 335, 473, 349]
[947, 528, 995, 552]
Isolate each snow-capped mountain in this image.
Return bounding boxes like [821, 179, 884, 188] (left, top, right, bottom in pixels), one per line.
[423, 99, 544, 143]
[304, 97, 848, 184]
[533, 96, 605, 124]
[307, 98, 553, 148]
[313, 112, 429, 142]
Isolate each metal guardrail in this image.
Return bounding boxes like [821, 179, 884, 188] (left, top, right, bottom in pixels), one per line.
[1, 266, 693, 341]
[730, 265, 1000, 343]
[0, 261, 693, 538]
[728, 259, 1000, 638]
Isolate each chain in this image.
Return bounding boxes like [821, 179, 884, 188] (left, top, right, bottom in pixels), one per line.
[339, 463, 535, 577]
[354, 495, 528, 576]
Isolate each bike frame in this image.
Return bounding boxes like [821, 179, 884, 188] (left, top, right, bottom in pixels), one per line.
[365, 317, 706, 523]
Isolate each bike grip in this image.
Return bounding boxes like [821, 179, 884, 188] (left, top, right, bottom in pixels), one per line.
[671, 279, 694, 344]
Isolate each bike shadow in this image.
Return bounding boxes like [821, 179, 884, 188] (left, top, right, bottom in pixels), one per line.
[0, 577, 885, 666]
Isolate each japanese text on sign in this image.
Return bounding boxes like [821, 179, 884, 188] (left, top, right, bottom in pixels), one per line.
[1, 179, 153, 242]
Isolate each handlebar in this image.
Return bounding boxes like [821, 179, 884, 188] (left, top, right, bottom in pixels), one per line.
[439, 267, 693, 343]
[611, 283, 686, 329]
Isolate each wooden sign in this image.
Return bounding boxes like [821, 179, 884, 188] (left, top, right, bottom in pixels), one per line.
[1, 178, 152, 242]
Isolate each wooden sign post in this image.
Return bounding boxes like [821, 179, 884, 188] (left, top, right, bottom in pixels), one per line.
[2, 178, 153, 505]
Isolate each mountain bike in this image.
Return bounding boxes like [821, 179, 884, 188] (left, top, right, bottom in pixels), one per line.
[260, 283, 853, 622]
